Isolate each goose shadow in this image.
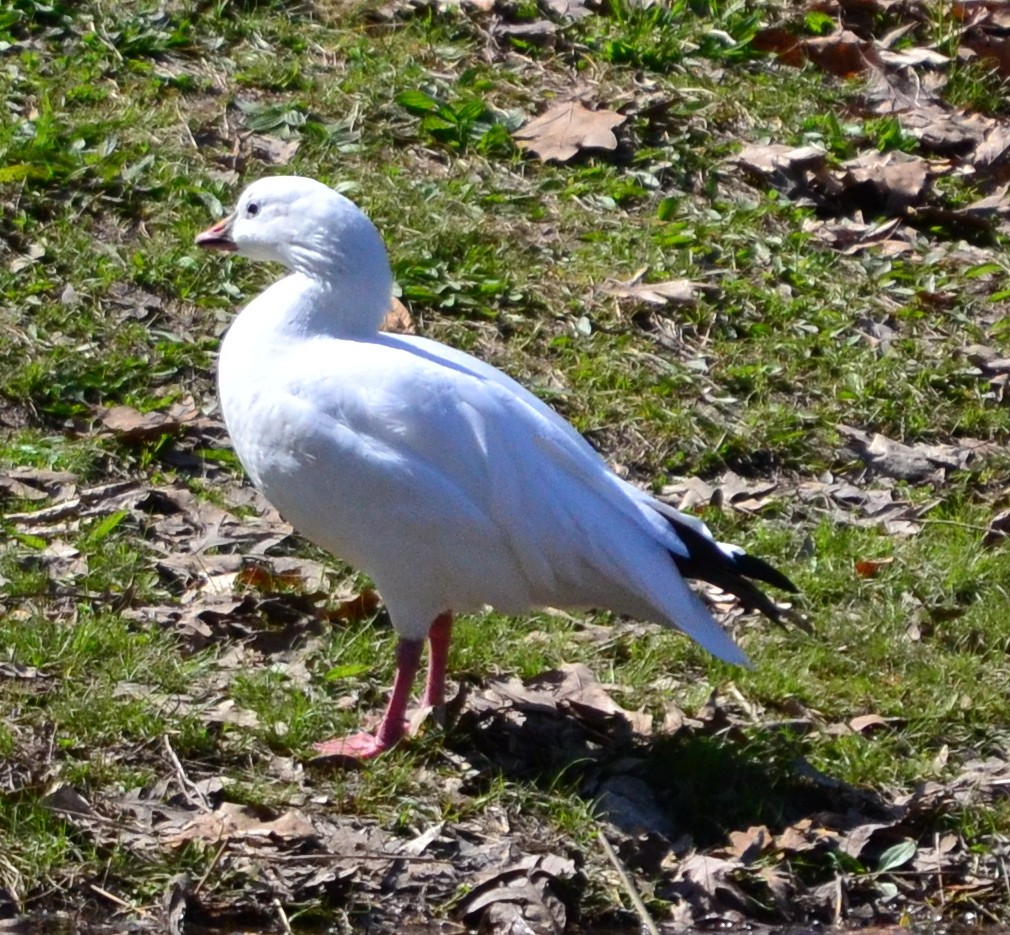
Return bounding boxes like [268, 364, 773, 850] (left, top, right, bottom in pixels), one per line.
[444, 678, 895, 863]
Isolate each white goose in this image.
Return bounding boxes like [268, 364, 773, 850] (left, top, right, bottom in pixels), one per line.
[196, 176, 797, 758]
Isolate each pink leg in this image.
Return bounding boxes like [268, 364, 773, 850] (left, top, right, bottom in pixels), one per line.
[422, 612, 453, 708]
[314, 637, 422, 759]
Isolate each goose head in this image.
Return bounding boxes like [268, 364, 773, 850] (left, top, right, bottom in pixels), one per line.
[196, 176, 393, 334]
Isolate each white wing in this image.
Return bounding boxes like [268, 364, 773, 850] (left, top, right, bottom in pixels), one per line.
[235, 331, 747, 663]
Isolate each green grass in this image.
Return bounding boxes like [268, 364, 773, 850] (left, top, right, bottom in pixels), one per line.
[3, 0, 1010, 928]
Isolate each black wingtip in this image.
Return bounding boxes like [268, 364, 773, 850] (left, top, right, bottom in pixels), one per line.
[656, 504, 804, 628]
[731, 551, 799, 594]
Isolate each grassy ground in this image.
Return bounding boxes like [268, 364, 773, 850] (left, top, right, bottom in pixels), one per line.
[3, 0, 1010, 931]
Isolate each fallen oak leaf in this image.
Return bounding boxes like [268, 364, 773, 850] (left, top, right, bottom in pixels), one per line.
[849, 713, 902, 734]
[514, 100, 625, 163]
[458, 853, 575, 933]
[877, 45, 950, 68]
[162, 801, 316, 847]
[380, 296, 414, 333]
[725, 825, 773, 864]
[803, 29, 883, 77]
[322, 586, 382, 624]
[668, 852, 751, 920]
[99, 404, 194, 442]
[840, 150, 931, 213]
[837, 424, 991, 482]
[249, 133, 300, 166]
[751, 27, 806, 66]
[527, 662, 652, 734]
[495, 19, 559, 45]
[603, 273, 702, 306]
[774, 818, 841, 855]
[541, 0, 594, 19]
[961, 23, 1010, 78]
[983, 507, 1010, 548]
[753, 27, 884, 77]
[731, 143, 827, 199]
[854, 556, 894, 578]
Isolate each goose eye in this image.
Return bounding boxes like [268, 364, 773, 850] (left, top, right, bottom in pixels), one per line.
[246, 202, 260, 218]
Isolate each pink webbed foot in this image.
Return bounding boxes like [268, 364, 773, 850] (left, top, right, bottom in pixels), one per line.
[312, 619, 454, 760]
[313, 727, 405, 760]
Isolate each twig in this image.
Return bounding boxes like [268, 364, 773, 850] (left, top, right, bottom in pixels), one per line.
[918, 518, 990, 532]
[273, 851, 445, 864]
[935, 832, 944, 911]
[274, 898, 294, 935]
[966, 894, 1003, 926]
[88, 883, 133, 909]
[163, 735, 212, 813]
[176, 105, 199, 150]
[194, 841, 228, 896]
[596, 830, 659, 935]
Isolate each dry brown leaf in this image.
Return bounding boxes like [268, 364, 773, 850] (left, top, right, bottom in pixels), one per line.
[839, 821, 894, 859]
[249, 134, 300, 166]
[983, 507, 1010, 548]
[962, 25, 1010, 77]
[753, 27, 883, 76]
[905, 105, 991, 156]
[661, 471, 779, 514]
[496, 19, 558, 44]
[0, 467, 76, 503]
[380, 296, 415, 333]
[668, 852, 750, 921]
[204, 699, 261, 729]
[458, 853, 574, 933]
[514, 101, 625, 163]
[974, 124, 1010, 172]
[877, 45, 950, 68]
[603, 274, 701, 306]
[324, 586, 382, 623]
[838, 424, 993, 483]
[734, 142, 826, 177]
[527, 662, 652, 734]
[41, 541, 88, 581]
[849, 713, 898, 734]
[807, 29, 884, 76]
[806, 215, 910, 255]
[854, 556, 894, 578]
[754, 864, 793, 909]
[751, 27, 806, 66]
[439, 0, 496, 10]
[774, 818, 839, 854]
[232, 564, 288, 592]
[99, 403, 198, 442]
[726, 825, 773, 863]
[163, 802, 316, 847]
[541, 0, 593, 18]
[961, 1, 1010, 28]
[841, 150, 931, 212]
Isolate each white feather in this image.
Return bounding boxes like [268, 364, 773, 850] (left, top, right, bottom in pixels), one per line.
[214, 176, 751, 666]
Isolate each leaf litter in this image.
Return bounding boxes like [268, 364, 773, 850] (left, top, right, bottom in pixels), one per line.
[736, 2, 1010, 253]
[6, 634, 1008, 932]
[3, 340, 1010, 928]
